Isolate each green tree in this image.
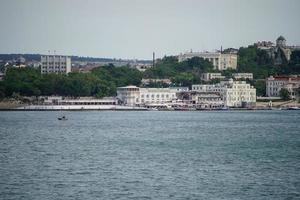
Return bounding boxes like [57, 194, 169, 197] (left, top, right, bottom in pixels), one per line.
[4, 68, 41, 96]
[279, 88, 291, 101]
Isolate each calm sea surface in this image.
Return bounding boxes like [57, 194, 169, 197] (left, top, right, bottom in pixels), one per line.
[0, 111, 299, 200]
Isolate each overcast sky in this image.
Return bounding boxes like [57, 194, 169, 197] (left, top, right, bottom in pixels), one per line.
[0, 0, 299, 59]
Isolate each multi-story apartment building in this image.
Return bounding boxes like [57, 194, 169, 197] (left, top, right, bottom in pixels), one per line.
[41, 55, 71, 74]
[178, 51, 237, 71]
[117, 86, 187, 106]
[192, 79, 256, 107]
[266, 76, 300, 98]
[201, 73, 225, 81]
[232, 73, 253, 80]
[222, 80, 256, 107]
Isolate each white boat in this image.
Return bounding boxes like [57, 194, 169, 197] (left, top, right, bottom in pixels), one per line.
[148, 108, 159, 111]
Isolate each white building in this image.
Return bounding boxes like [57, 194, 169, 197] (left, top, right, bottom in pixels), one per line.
[232, 73, 253, 80]
[117, 86, 184, 106]
[222, 80, 256, 107]
[177, 91, 224, 109]
[178, 51, 237, 71]
[41, 55, 71, 74]
[201, 73, 225, 81]
[192, 84, 224, 93]
[192, 79, 256, 107]
[43, 96, 117, 105]
[266, 76, 300, 98]
[141, 78, 172, 86]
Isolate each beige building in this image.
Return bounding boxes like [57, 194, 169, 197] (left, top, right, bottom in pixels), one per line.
[41, 55, 71, 74]
[178, 51, 237, 71]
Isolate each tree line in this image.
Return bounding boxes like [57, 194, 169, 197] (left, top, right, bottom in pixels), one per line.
[0, 66, 142, 98]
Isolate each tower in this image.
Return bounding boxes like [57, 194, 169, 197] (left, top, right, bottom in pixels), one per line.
[276, 36, 286, 47]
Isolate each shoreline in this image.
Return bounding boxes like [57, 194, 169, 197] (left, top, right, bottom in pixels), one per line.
[0, 107, 298, 111]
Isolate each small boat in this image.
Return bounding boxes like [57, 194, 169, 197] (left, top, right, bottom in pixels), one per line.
[221, 106, 229, 110]
[287, 107, 300, 110]
[148, 107, 159, 111]
[58, 116, 68, 120]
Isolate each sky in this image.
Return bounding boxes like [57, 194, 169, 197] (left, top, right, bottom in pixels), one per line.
[0, 0, 299, 60]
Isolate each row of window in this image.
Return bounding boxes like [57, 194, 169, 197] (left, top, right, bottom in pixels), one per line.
[228, 91, 253, 95]
[42, 66, 66, 68]
[227, 97, 254, 101]
[41, 70, 66, 73]
[267, 82, 285, 86]
[140, 100, 171, 103]
[59, 102, 116, 105]
[42, 63, 66, 66]
[140, 94, 175, 98]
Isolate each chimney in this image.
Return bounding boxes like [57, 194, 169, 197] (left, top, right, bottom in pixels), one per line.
[152, 52, 155, 67]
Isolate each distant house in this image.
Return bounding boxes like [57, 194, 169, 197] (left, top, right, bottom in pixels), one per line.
[232, 73, 253, 80]
[201, 73, 225, 81]
[141, 78, 172, 86]
[266, 76, 300, 98]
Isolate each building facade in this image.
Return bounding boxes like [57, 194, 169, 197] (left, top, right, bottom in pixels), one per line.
[232, 73, 253, 80]
[117, 86, 186, 106]
[222, 80, 256, 107]
[201, 73, 225, 81]
[192, 79, 256, 107]
[177, 91, 224, 109]
[41, 55, 71, 74]
[141, 78, 172, 86]
[192, 84, 224, 93]
[178, 51, 237, 71]
[266, 76, 300, 98]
